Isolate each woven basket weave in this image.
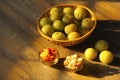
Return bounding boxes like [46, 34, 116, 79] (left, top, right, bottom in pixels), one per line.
[37, 4, 96, 46]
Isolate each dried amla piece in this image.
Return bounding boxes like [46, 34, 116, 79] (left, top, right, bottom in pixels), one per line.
[39, 48, 59, 66]
[64, 54, 84, 72]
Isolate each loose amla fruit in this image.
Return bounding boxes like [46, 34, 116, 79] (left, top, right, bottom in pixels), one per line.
[40, 17, 51, 27]
[52, 32, 65, 40]
[84, 48, 97, 60]
[64, 23, 77, 34]
[67, 32, 81, 40]
[53, 20, 65, 31]
[99, 50, 114, 64]
[74, 7, 88, 20]
[95, 40, 109, 52]
[41, 24, 54, 37]
[81, 18, 93, 30]
[63, 7, 74, 14]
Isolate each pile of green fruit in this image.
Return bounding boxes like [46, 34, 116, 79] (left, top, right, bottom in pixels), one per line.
[39, 6, 94, 40]
[84, 40, 114, 64]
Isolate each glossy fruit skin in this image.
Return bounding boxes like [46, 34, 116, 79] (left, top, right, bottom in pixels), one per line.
[64, 23, 77, 34]
[95, 40, 109, 52]
[99, 50, 114, 64]
[63, 7, 74, 15]
[50, 7, 62, 21]
[84, 48, 97, 60]
[74, 7, 88, 20]
[52, 32, 65, 40]
[62, 14, 74, 24]
[67, 32, 81, 40]
[39, 5, 95, 42]
[50, 13, 61, 21]
[41, 24, 54, 37]
[50, 7, 61, 15]
[53, 20, 65, 31]
[81, 18, 93, 30]
[40, 17, 51, 27]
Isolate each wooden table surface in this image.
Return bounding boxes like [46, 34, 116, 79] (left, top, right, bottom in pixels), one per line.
[0, 0, 120, 80]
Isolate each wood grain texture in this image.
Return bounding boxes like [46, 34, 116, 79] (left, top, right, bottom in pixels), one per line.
[0, 0, 120, 80]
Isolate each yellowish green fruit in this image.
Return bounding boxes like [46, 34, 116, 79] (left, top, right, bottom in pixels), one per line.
[67, 32, 81, 40]
[99, 50, 114, 64]
[95, 40, 109, 52]
[64, 24, 77, 34]
[84, 48, 97, 60]
[74, 7, 88, 20]
[63, 7, 74, 14]
[81, 18, 93, 30]
[50, 7, 60, 15]
[53, 20, 65, 31]
[50, 13, 60, 21]
[41, 24, 54, 37]
[52, 32, 65, 40]
[62, 14, 74, 24]
[40, 17, 51, 27]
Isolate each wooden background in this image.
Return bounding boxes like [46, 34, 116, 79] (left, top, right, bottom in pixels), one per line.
[0, 0, 120, 80]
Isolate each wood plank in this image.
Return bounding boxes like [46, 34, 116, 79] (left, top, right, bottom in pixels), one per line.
[0, 0, 120, 80]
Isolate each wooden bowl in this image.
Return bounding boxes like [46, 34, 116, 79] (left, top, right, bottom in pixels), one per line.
[37, 4, 96, 46]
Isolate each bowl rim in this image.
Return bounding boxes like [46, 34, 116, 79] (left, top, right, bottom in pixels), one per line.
[37, 3, 96, 44]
